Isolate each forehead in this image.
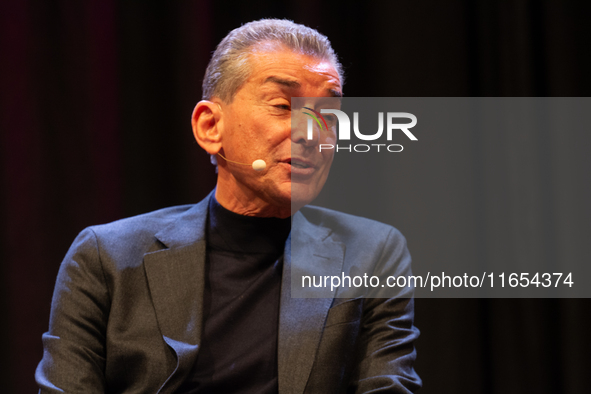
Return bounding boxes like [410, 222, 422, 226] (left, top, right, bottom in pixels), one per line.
[243, 46, 342, 94]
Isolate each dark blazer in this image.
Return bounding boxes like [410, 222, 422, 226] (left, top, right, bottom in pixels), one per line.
[36, 192, 421, 393]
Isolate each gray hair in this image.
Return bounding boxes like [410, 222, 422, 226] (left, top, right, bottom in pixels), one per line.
[202, 19, 344, 103]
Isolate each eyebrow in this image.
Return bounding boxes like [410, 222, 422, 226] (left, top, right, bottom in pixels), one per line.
[263, 76, 343, 97]
[264, 76, 301, 89]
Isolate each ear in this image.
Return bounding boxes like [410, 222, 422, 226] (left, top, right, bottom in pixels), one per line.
[191, 100, 223, 155]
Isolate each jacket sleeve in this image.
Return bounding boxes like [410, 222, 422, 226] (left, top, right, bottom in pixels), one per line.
[348, 228, 422, 393]
[36, 228, 111, 393]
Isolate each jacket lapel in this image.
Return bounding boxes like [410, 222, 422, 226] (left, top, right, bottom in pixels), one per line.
[278, 211, 345, 394]
[143, 194, 345, 394]
[143, 194, 211, 392]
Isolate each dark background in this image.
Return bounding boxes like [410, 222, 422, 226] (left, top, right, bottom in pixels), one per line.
[1, 1, 590, 392]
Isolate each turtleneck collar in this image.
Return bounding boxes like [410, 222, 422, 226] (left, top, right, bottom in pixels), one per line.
[207, 194, 291, 254]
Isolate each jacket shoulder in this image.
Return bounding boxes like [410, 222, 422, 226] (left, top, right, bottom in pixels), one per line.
[89, 204, 195, 238]
[90, 204, 195, 233]
[299, 205, 406, 243]
[80, 204, 200, 263]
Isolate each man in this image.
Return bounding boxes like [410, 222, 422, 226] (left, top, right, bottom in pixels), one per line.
[37, 19, 421, 393]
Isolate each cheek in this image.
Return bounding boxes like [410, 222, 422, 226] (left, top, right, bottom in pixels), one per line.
[321, 126, 337, 145]
[319, 152, 334, 173]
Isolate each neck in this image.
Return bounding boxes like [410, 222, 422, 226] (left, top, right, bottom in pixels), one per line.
[215, 178, 292, 219]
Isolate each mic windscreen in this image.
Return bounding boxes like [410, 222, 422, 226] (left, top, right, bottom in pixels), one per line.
[252, 159, 266, 171]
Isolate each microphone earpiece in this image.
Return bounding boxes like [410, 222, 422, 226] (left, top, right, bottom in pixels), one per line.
[217, 153, 266, 171]
[251, 159, 266, 171]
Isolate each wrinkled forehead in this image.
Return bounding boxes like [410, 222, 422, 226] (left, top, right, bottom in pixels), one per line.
[242, 50, 342, 98]
[246, 43, 342, 87]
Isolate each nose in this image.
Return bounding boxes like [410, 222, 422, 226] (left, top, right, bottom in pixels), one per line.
[291, 109, 320, 147]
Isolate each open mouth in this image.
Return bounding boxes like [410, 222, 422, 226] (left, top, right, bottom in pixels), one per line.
[289, 158, 314, 169]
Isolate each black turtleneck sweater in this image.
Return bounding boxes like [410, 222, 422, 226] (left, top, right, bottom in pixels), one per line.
[176, 195, 291, 394]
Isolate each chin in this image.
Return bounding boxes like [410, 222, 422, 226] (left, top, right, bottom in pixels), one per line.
[290, 183, 321, 212]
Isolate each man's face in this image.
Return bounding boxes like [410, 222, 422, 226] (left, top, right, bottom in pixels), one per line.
[216, 45, 342, 217]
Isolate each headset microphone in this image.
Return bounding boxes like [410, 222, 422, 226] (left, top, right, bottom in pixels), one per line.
[217, 153, 266, 171]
